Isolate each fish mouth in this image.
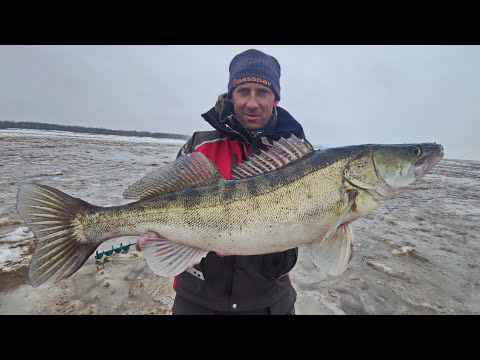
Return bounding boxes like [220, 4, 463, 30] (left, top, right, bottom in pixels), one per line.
[413, 143, 444, 179]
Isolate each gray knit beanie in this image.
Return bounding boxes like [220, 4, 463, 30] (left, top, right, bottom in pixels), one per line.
[227, 49, 281, 100]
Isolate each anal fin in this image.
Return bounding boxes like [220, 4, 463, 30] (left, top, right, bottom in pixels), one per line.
[139, 236, 209, 277]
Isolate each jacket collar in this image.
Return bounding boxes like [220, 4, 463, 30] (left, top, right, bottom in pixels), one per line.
[201, 94, 305, 146]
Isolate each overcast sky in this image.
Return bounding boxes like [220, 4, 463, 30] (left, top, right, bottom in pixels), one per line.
[1, 45, 479, 160]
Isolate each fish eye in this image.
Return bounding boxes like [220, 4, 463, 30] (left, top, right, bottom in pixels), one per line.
[411, 146, 422, 156]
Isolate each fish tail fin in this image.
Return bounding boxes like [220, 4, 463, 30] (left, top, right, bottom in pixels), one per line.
[16, 183, 98, 288]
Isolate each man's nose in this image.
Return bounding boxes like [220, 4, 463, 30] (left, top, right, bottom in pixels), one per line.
[245, 95, 260, 109]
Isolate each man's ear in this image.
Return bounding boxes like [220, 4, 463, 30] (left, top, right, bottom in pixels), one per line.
[274, 100, 279, 106]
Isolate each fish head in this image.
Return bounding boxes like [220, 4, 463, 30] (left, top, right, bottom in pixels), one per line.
[344, 143, 444, 213]
[372, 143, 444, 190]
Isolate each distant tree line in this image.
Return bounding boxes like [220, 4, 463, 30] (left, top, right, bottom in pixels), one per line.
[0, 120, 190, 140]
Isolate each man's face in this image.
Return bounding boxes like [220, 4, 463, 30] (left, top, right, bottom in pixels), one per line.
[231, 82, 279, 131]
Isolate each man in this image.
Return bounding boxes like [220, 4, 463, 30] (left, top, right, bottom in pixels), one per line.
[138, 49, 308, 314]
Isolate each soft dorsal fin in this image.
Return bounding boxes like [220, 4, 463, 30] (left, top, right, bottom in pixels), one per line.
[123, 152, 222, 200]
[231, 134, 314, 180]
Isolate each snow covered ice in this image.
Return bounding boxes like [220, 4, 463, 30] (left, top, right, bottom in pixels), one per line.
[1, 129, 479, 314]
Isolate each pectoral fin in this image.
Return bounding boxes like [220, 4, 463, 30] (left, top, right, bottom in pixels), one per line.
[311, 223, 354, 276]
[311, 189, 357, 276]
[139, 236, 209, 277]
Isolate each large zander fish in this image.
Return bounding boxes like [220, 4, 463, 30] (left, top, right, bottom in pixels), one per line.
[16, 136, 444, 288]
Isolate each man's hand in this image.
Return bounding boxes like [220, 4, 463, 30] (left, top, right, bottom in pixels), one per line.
[135, 231, 161, 252]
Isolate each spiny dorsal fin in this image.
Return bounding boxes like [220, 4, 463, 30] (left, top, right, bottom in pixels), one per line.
[231, 134, 314, 180]
[123, 152, 222, 200]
